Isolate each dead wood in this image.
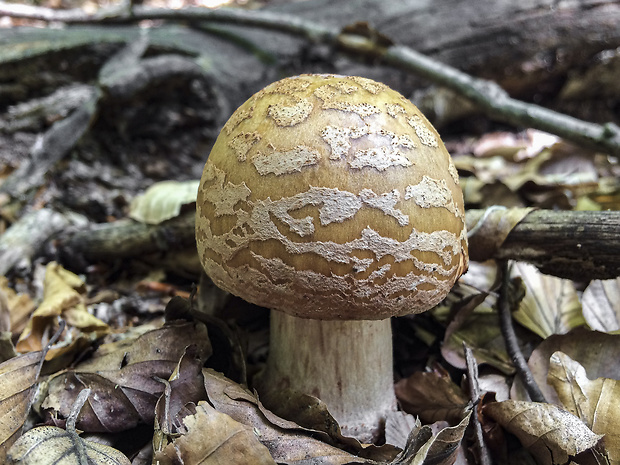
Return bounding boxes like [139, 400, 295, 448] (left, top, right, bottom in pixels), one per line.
[58, 208, 620, 281]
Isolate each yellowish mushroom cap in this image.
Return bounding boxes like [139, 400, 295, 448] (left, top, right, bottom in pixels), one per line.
[196, 74, 468, 320]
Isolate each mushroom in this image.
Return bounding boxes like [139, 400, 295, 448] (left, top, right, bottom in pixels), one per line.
[195, 74, 468, 443]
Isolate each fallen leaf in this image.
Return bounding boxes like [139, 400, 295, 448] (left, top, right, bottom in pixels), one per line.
[6, 425, 130, 465]
[392, 413, 470, 465]
[203, 368, 388, 464]
[0, 351, 44, 462]
[548, 351, 620, 464]
[153, 401, 276, 465]
[394, 365, 469, 424]
[465, 207, 533, 263]
[152, 344, 208, 452]
[512, 329, 620, 403]
[0, 276, 35, 336]
[511, 262, 585, 338]
[483, 400, 604, 465]
[16, 262, 109, 358]
[42, 321, 211, 433]
[582, 278, 620, 333]
[129, 180, 199, 225]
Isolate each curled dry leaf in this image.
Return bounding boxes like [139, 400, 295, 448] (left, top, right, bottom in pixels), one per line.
[548, 351, 620, 464]
[394, 365, 469, 424]
[465, 207, 532, 262]
[483, 400, 604, 465]
[513, 329, 620, 404]
[6, 425, 130, 465]
[0, 351, 43, 462]
[16, 262, 109, 359]
[152, 344, 208, 452]
[511, 262, 585, 339]
[0, 276, 35, 336]
[392, 413, 470, 465]
[42, 321, 211, 433]
[582, 278, 620, 333]
[153, 401, 276, 465]
[202, 368, 389, 464]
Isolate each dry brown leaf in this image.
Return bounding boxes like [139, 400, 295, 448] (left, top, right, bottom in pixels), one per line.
[582, 278, 620, 333]
[6, 425, 130, 465]
[203, 368, 387, 464]
[483, 400, 604, 465]
[16, 262, 108, 358]
[394, 365, 469, 424]
[513, 329, 620, 404]
[152, 344, 208, 453]
[465, 207, 533, 262]
[392, 413, 470, 465]
[153, 400, 276, 465]
[0, 276, 35, 336]
[42, 321, 211, 433]
[0, 351, 43, 462]
[548, 351, 620, 464]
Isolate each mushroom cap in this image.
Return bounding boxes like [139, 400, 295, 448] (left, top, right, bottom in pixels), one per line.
[196, 74, 468, 320]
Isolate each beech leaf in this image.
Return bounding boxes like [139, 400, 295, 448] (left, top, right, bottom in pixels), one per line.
[6, 425, 130, 465]
[153, 401, 276, 465]
[548, 351, 620, 464]
[483, 400, 603, 464]
[513, 329, 620, 404]
[202, 368, 387, 464]
[582, 278, 620, 333]
[392, 413, 470, 465]
[42, 321, 211, 433]
[511, 262, 585, 338]
[16, 262, 108, 358]
[129, 180, 200, 225]
[394, 366, 469, 424]
[0, 351, 44, 462]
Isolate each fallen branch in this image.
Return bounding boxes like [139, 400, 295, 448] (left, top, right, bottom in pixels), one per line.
[466, 208, 620, 281]
[1, 3, 619, 156]
[56, 208, 620, 280]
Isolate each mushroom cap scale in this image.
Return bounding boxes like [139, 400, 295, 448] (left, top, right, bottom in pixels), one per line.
[196, 74, 468, 320]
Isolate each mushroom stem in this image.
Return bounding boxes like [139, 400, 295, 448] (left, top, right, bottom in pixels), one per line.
[258, 310, 397, 443]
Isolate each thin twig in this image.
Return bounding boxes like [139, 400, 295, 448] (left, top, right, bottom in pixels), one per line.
[497, 261, 546, 403]
[463, 343, 492, 465]
[67, 388, 91, 432]
[0, 3, 618, 155]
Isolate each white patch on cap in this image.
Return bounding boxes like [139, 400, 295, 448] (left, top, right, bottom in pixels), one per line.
[268, 98, 313, 126]
[252, 145, 320, 176]
[405, 176, 461, 217]
[350, 146, 412, 171]
[228, 132, 261, 162]
[408, 115, 438, 147]
[359, 189, 409, 226]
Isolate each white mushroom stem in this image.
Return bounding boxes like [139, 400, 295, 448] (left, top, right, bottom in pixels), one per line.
[258, 310, 397, 443]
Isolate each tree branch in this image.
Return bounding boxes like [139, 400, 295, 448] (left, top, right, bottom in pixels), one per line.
[1, 3, 619, 156]
[54, 208, 620, 280]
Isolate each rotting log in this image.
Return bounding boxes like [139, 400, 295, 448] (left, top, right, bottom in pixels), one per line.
[58, 208, 620, 281]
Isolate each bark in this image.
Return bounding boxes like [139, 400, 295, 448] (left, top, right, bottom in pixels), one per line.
[473, 209, 620, 281]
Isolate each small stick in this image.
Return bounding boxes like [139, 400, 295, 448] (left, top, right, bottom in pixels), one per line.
[497, 261, 546, 403]
[463, 343, 492, 465]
